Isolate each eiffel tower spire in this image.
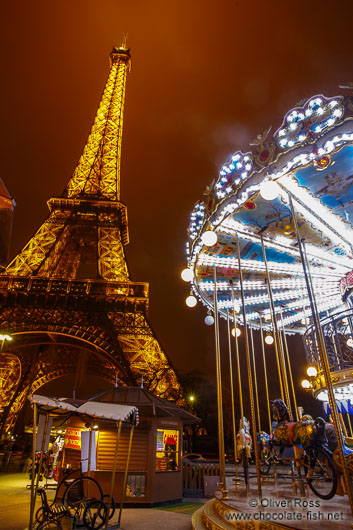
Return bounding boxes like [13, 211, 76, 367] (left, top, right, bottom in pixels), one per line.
[5, 43, 132, 280]
[65, 41, 131, 201]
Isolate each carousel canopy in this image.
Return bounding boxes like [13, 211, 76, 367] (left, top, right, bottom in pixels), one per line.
[185, 93, 353, 334]
[30, 394, 139, 424]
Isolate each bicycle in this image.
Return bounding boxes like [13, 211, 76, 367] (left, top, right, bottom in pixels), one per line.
[300, 445, 337, 500]
[36, 459, 115, 528]
[35, 487, 74, 529]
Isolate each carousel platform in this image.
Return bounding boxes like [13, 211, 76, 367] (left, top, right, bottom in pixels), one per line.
[192, 480, 352, 530]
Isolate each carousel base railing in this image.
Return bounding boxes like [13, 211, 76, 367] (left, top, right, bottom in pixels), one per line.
[192, 478, 352, 530]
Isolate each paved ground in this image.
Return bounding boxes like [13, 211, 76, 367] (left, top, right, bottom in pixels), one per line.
[0, 473, 204, 530]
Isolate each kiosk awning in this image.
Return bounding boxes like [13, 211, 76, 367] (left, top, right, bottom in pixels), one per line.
[29, 394, 139, 424]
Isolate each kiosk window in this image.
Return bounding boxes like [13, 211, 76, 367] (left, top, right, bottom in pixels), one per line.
[155, 429, 179, 471]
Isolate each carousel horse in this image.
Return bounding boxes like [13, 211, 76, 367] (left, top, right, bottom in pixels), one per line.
[236, 417, 252, 460]
[236, 417, 252, 483]
[271, 398, 353, 475]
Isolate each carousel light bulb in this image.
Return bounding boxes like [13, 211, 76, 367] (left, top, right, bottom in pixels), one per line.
[231, 327, 241, 337]
[307, 366, 317, 378]
[347, 338, 353, 348]
[259, 180, 281, 201]
[233, 301, 240, 312]
[204, 314, 214, 326]
[301, 379, 311, 389]
[201, 230, 218, 247]
[186, 295, 197, 308]
[181, 268, 193, 282]
[265, 334, 274, 345]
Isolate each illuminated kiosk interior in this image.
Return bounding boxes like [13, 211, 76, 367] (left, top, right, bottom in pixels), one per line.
[185, 93, 353, 417]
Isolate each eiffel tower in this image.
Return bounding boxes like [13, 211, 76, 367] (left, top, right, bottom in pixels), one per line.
[0, 41, 181, 433]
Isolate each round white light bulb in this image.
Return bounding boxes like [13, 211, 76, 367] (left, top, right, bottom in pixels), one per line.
[181, 268, 193, 282]
[265, 334, 274, 345]
[347, 338, 353, 348]
[204, 315, 214, 326]
[231, 327, 241, 337]
[260, 181, 281, 201]
[301, 379, 311, 389]
[233, 302, 240, 313]
[186, 295, 197, 308]
[201, 230, 218, 247]
[307, 366, 317, 377]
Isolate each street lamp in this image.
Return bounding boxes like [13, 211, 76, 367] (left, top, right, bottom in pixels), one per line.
[0, 334, 12, 352]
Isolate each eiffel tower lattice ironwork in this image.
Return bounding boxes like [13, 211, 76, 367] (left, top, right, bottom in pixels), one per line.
[0, 43, 181, 433]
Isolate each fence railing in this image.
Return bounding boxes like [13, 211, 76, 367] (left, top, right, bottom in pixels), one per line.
[303, 307, 353, 372]
[182, 462, 219, 490]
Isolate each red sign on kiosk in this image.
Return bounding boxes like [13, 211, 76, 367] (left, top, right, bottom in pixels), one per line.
[64, 427, 82, 450]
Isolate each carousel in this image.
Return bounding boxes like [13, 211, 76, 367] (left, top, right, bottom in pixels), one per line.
[183, 92, 353, 529]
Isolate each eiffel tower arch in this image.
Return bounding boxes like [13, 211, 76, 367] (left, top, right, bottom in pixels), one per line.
[0, 43, 181, 433]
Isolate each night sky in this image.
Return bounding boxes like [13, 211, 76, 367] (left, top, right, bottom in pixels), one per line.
[1, 1, 353, 416]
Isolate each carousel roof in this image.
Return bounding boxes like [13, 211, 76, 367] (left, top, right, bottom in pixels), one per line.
[30, 394, 139, 424]
[185, 92, 353, 334]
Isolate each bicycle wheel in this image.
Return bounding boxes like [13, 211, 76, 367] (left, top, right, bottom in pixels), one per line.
[63, 477, 103, 527]
[37, 520, 63, 530]
[102, 494, 116, 520]
[83, 499, 108, 530]
[259, 456, 271, 475]
[305, 448, 337, 500]
[35, 506, 44, 523]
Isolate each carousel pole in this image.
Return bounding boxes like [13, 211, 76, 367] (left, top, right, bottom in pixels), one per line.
[28, 402, 37, 530]
[118, 424, 135, 528]
[279, 308, 299, 422]
[260, 233, 292, 420]
[105, 420, 122, 530]
[230, 282, 244, 421]
[235, 233, 262, 498]
[287, 193, 353, 515]
[226, 309, 239, 483]
[347, 413, 353, 437]
[213, 266, 228, 499]
[249, 324, 261, 433]
[259, 315, 272, 433]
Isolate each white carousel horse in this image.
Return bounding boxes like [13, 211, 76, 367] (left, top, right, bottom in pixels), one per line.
[236, 417, 252, 460]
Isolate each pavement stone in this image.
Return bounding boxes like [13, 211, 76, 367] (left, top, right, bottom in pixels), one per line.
[0, 473, 199, 530]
